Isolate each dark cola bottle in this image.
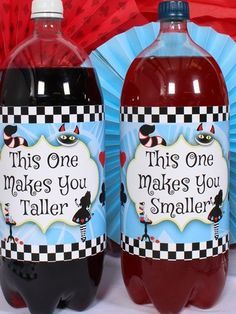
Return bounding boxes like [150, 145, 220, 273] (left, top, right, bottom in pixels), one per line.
[0, 1, 106, 313]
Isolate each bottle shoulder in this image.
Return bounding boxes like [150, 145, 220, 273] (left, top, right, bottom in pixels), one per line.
[121, 54, 228, 107]
[139, 34, 210, 59]
[0, 36, 103, 106]
[5, 35, 89, 68]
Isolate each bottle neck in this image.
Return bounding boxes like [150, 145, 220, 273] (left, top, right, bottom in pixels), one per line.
[159, 21, 189, 37]
[33, 18, 62, 38]
[157, 20, 190, 44]
[160, 20, 188, 33]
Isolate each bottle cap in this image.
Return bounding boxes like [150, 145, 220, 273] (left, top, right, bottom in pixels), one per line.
[31, 0, 63, 19]
[158, 1, 190, 21]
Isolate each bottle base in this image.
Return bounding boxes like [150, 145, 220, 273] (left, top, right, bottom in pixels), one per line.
[1, 286, 26, 309]
[121, 251, 228, 314]
[0, 252, 104, 314]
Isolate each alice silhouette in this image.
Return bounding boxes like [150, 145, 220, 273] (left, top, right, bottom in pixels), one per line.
[208, 190, 223, 240]
[72, 192, 92, 242]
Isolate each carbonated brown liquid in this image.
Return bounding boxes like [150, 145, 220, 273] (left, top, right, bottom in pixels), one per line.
[0, 67, 104, 314]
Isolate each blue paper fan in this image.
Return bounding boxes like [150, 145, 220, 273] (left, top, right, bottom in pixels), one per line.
[90, 22, 236, 245]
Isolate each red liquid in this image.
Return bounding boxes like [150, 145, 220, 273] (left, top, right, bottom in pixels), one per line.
[122, 56, 228, 107]
[121, 56, 228, 313]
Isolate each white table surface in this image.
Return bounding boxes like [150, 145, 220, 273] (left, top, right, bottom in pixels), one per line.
[1, 250, 236, 314]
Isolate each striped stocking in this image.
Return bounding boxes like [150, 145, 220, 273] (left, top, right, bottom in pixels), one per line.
[214, 222, 219, 240]
[80, 224, 87, 242]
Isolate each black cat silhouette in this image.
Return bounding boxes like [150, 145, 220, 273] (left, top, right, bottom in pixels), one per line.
[57, 124, 79, 147]
[195, 124, 215, 146]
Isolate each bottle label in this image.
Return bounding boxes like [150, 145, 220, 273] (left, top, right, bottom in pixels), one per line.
[121, 106, 229, 261]
[0, 105, 106, 262]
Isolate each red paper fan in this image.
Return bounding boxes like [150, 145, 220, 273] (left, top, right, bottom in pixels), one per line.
[0, 0, 147, 68]
[0, 0, 33, 67]
[63, 0, 147, 53]
[1, 1, 234, 68]
[136, 0, 236, 40]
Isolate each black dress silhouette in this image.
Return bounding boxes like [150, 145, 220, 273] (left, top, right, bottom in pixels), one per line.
[208, 190, 223, 240]
[72, 192, 92, 242]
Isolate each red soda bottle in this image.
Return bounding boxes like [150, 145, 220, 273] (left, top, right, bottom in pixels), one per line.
[0, 1, 106, 313]
[121, 1, 229, 313]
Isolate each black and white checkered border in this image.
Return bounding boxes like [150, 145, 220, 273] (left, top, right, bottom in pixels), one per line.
[120, 106, 228, 123]
[0, 105, 104, 124]
[0, 234, 106, 262]
[121, 234, 229, 261]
